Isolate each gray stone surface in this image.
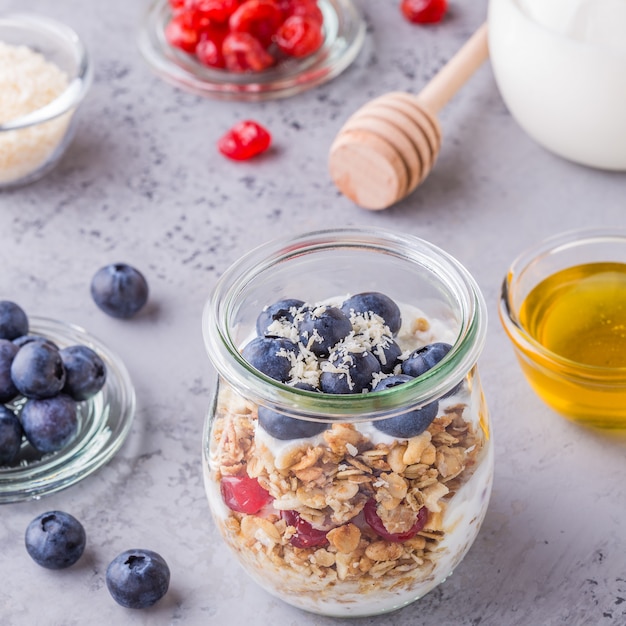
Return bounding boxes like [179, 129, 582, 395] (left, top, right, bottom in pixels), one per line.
[1, 0, 626, 624]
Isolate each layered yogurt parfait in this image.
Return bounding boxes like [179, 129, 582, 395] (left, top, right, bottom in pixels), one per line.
[202, 230, 493, 617]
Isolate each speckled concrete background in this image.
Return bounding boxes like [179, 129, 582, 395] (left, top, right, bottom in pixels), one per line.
[1, 0, 626, 624]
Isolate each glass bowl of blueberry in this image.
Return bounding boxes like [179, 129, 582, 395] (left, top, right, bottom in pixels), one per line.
[0, 305, 135, 503]
[201, 227, 494, 617]
[138, 0, 366, 100]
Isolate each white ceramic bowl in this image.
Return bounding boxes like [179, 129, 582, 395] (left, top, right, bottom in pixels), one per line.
[0, 13, 92, 188]
[488, 0, 626, 170]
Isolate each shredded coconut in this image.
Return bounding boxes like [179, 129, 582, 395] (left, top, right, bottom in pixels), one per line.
[0, 41, 71, 184]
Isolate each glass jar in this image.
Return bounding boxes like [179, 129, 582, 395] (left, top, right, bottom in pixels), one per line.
[202, 228, 493, 617]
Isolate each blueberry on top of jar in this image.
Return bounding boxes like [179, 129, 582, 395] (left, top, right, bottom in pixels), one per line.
[341, 292, 402, 335]
[257, 405, 328, 440]
[372, 375, 439, 438]
[298, 305, 352, 357]
[241, 336, 299, 382]
[371, 337, 402, 374]
[401, 342, 452, 378]
[256, 298, 305, 336]
[320, 347, 382, 394]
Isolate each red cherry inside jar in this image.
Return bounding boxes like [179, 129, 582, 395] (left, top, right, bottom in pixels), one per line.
[165, 0, 325, 72]
[220, 473, 273, 513]
[363, 498, 428, 542]
[281, 510, 329, 548]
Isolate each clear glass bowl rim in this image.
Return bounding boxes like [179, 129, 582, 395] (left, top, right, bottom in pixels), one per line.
[203, 227, 488, 421]
[499, 226, 626, 381]
[0, 12, 93, 132]
[0, 316, 136, 503]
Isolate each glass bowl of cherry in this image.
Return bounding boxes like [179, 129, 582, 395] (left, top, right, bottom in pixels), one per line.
[138, 0, 366, 100]
[201, 228, 494, 617]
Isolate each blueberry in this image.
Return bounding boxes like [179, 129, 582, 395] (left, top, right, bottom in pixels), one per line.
[21, 395, 78, 454]
[372, 375, 439, 438]
[373, 374, 414, 390]
[0, 339, 19, 403]
[0, 301, 28, 340]
[371, 338, 402, 374]
[320, 349, 382, 394]
[401, 342, 453, 378]
[341, 292, 402, 335]
[0, 406, 22, 465]
[91, 263, 149, 319]
[24, 511, 86, 569]
[292, 381, 319, 392]
[13, 335, 59, 350]
[298, 306, 352, 357]
[256, 298, 305, 336]
[106, 549, 170, 609]
[10, 341, 66, 399]
[60, 345, 107, 401]
[258, 405, 328, 440]
[241, 336, 299, 382]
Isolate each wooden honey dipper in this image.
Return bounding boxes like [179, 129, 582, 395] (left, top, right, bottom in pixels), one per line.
[329, 23, 489, 210]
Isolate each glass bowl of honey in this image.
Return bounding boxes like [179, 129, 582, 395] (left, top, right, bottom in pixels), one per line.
[499, 228, 626, 429]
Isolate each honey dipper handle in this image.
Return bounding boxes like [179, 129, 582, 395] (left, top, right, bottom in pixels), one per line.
[416, 22, 489, 114]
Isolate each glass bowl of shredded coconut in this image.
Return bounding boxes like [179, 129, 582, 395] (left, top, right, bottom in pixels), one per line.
[0, 13, 92, 188]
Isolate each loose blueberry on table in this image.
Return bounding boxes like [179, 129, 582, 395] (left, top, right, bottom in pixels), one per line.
[90, 263, 149, 319]
[24, 510, 86, 569]
[106, 549, 170, 609]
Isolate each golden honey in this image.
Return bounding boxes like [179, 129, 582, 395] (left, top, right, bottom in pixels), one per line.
[516, 262, 626, 428]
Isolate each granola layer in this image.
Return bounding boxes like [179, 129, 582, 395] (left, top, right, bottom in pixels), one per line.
[205, 381, 492, 616]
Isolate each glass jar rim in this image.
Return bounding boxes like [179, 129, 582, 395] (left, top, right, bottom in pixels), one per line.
[0, 13, 93, 132]
[203, 228, 488, 420]
[499, 226, 626, 380]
